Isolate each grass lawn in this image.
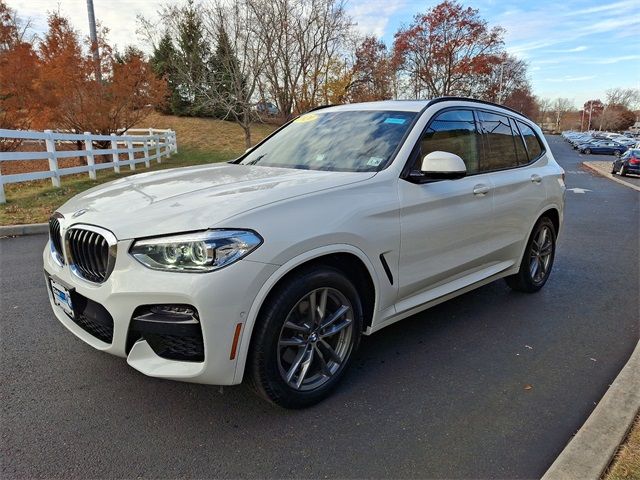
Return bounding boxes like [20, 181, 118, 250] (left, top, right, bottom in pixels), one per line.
[1, 114, 278, 226]
[0, 148, 236, 225]
[604, 416, 640, 480]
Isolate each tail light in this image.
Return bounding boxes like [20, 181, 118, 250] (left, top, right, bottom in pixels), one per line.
[629, 157, 639, 165]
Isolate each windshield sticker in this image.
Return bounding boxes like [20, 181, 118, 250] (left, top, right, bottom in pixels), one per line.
[384, 117, 406, 125]
[294, 113, 319, 123]
[366, 157, 383, 167]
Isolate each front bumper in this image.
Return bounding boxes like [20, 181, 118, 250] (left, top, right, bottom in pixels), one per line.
[43, 239, 278, 385]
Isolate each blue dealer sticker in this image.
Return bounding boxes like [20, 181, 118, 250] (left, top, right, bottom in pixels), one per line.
[384, 117, 406, 125]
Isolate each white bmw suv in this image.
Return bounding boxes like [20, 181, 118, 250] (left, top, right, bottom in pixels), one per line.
[44, 98, 565, 408]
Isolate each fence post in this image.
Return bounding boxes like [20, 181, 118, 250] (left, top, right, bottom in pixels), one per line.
[173, 131, 178, 154]
[44, 129, 61, 188]
[155, 134, 162, 163]
[84, 132, 97, 180]
[164, 132, 172, 158]
[110, 133, 120, 173]
[143, 134, 151, 168]
[126, 138, 136, 171]
[0, 173, 5, 204]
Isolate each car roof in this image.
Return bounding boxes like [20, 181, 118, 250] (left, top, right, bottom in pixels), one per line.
[320, 97, 532, 121]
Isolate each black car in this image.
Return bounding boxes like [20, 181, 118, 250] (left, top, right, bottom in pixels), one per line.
[612, 148, 640, 176]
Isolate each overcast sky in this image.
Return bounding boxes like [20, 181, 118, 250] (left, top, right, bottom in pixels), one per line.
[7, 0, 640, 107]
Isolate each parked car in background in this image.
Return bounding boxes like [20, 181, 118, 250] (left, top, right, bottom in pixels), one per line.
[578, 140, 627, 156]
[612, 148, 640, 176]
[255, 101, 279, 116]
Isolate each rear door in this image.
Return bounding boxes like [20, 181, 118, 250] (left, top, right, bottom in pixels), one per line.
[481, 113, 548, 266]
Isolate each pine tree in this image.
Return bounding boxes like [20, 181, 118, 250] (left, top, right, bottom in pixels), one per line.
[211, 25, 246, 121]
[151, 32, 181, 114]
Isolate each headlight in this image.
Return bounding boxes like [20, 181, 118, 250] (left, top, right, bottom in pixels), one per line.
[130, 229, 262, 272]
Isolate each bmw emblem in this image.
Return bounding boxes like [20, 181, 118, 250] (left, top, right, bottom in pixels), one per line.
[72, 209, 89, 218]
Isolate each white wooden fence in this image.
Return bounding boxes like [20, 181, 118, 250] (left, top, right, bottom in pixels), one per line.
[0, 128, 178, 204]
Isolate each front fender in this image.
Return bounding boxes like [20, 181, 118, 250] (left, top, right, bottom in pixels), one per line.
[232, 243, 381, 383]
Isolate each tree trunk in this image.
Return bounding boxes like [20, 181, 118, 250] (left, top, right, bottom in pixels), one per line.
[242, 123, 252, 149]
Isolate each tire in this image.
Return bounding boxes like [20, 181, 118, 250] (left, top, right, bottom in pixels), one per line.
[614, 150, 622, 157]
[611, 164, 617, 174]
[620, 165, 627, 177]
[247, 266, 363, 408]
[505, 217, 557, 293]
[584, 148, 591, 155]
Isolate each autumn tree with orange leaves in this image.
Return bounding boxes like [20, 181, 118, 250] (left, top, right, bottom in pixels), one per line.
[0, 1, 166, 143]
[393, 1, 505, 98]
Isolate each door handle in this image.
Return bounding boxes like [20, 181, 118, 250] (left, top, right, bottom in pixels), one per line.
[473, 184, 490, 196]
[531, 174, 542, 184]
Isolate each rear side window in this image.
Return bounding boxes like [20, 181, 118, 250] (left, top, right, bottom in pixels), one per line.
[510, 118, 529, 165]
[516, 120, 544, 160]
[420, 109, 482, 174]
[477, 111, 519, 171]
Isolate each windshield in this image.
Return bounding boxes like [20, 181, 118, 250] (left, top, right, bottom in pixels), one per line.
[240, 110, 417, 172]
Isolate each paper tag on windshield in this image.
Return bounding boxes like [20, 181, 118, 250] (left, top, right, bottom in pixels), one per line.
[367, 157, 383, 167]
[294, 113, 318, 123]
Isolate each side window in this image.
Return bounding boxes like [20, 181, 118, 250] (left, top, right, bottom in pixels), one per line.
[510, 118, 529, 165]
[419, 109, 482, 174]
[516, 120, 544, 160]
[477, 111, 519, 170]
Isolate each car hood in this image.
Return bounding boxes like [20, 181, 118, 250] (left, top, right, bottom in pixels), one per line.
[57, 163, 376, 239]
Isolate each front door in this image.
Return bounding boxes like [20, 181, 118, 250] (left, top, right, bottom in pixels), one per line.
[396, 109, 498, 312]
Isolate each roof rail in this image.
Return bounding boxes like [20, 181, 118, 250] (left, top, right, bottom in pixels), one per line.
[425, 96, 531, 120]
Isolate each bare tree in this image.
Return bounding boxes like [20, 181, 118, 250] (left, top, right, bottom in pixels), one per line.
[248, 0, 352, 119]
[552, 98, 574, 132]
[605, 87, 640, 110]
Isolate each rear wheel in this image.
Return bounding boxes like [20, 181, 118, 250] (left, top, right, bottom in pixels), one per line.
[620, 165, 627, 176]
[614, 150, 622, 157]
[611, 164, 617, 174]
[247, 266, 363, 408]
[505, 217, 557, 293]
[584, 148, 591, 154]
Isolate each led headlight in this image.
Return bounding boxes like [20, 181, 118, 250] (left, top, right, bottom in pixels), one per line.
[130, 230, 262, 272]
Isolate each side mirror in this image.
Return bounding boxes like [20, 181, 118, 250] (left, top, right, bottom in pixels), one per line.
[419, 151, 467, 180]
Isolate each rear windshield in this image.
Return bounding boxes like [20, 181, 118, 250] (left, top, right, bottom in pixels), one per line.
[240, 110, 417, 172]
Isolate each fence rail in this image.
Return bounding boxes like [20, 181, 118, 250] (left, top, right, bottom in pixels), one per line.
[0, 128, 177, 204]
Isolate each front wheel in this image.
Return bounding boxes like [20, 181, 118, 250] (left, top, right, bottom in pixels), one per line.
[505, 217, 557, 293]
[584, 148, 591, 155]
[247, 266, 363, 408]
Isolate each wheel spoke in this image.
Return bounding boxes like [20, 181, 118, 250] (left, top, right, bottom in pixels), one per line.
[530, 257, 539, 279]
[321, 317, 352, 339]
[540, 240, 553, 256]
[317, 288, 328, 322]
[309, 290, 317, 325]
[279, 337, 306, 347]
[295, 346, 314, 389]
[319, 339, 342, 364]
[286, 346, 308, 383]
[314, 344, 332, 377]
[320, 304, 350, 330]
[284, 320, 310, 333]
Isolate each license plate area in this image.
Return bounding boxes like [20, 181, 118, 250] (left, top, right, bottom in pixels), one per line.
[50, 278, 74, 318]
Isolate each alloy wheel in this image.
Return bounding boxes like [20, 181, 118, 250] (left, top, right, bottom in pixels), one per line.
[277, 287, 354, 391]
[529, 225, 553, 285]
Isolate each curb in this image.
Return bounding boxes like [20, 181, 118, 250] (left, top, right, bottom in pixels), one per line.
[582, 162, 640, 192]
[542, 340, 640, 480]
[0, 223, 48, 237]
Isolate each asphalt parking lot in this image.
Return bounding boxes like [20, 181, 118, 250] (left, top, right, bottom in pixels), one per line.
[1, 136, 638, 479]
